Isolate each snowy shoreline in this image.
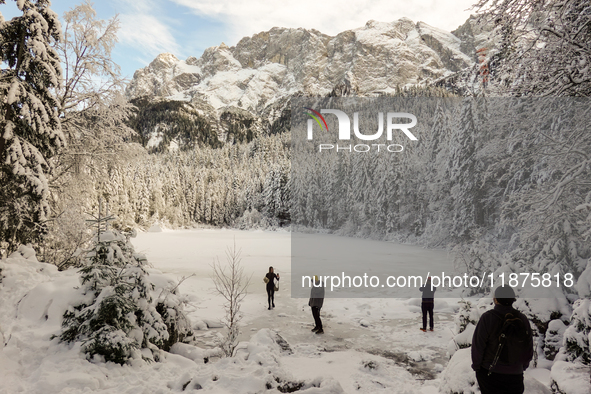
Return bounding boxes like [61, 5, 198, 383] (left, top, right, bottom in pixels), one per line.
[0, 229, 562, 393]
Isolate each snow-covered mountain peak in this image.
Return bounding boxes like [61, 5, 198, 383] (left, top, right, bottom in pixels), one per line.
[361, 18, 416, 38]
[199, 43, 243, 76]
[126, 17, 483, 114]
[149, 53, 180, 70]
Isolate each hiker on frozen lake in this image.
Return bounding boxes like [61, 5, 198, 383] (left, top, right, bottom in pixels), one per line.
[264, 266, 280, 310]
[471, 285, 533, 394]
[309, 276, 325, 334]
[419, 276, 436, 332]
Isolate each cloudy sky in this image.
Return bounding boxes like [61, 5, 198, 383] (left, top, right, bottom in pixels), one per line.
[1, 0, 477, 79]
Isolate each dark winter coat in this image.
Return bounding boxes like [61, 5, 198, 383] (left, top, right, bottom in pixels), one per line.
[309, 282, 324, 308]
[266, 273, 278, 290]
[419, 281, 436, 303]
[471, 304, 534, 375]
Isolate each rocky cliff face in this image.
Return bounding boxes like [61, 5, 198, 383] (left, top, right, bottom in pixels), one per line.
[126, 17, 491, 151]
[451, 15, 498, 62]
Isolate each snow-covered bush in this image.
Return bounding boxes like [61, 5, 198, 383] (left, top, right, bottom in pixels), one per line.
[558, 299, 591, 365]
[513, 295, 572, 355]
[545, 320, 567, 361]
[455, 324, 476, 350]
[455, 300, 478, 334]
[448, 298, 493, 357]
[448, 300, 479, 357]
[550, 361, 591, 394]
[9, 244, 39, 262]
[440, 348, 480, 394]
[548, 299, 591, 393]
[155, 281, 193, 351]
[41, 204, 90, 269]
[59, 228, 187, 364]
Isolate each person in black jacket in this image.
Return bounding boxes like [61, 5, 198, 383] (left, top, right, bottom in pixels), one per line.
[265, 266, 280, 310]
[471, 285, 534, 394]
[309, 276, 325, 334]
[419, 276, 436, 332]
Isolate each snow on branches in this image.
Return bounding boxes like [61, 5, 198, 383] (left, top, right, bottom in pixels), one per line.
[0, 0, 65, 253]
[59, 223, 190, 364]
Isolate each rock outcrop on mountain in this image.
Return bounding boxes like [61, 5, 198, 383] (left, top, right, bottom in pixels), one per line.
[451, 15, 498, 62]
[433, 16, 501, 96]
[126, 17, 491, 151]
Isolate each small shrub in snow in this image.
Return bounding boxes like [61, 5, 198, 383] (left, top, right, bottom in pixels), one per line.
[448, 298, 493, 356]
[456, 324, 476, 349]
[8, 244, 39, 261]
[60, 228, 187, 364]
[155, 279, 193, 351]
[455, 300, 478, 334]
[558, 298, 591, 365]
[212, 242, 250, 357]
[545, 320, 567, 361]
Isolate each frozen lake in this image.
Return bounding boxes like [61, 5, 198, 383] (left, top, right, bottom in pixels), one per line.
[132, 228, 456, 299]
[131, 229, 459, 392]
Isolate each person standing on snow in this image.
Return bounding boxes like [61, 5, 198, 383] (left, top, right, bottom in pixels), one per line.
[419, 276, 436, 332]
[309, 276, 325, 334]
[264, 266, 280, 310]
[471, 285, 534, 394]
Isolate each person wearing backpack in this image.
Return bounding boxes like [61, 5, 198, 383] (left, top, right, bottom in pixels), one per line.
[471, 285, 534, 394]
[264, 266, 280, 310]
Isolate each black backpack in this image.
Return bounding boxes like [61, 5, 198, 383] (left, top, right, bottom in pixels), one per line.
[488, 310, 530, 375]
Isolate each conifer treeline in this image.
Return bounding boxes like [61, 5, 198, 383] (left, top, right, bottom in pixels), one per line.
[92, 133, 290, 229]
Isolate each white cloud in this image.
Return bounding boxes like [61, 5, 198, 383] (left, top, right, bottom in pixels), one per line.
[115, 0, 181, 58]
[119, 14, 181, 56]
[170, 0, 477, 43]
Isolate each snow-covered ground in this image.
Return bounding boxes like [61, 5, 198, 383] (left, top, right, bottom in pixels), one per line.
[0, 229, 554, 393]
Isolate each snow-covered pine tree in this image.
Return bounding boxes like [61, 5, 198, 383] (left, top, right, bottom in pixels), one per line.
[496, 99, 590, 299]
[60, 207, 188, 364]
[263, 164, 290, 225]
[425, 103, 449, 164]
[448, 98, 481, 240]
[422, 102, 454, 244]
[0, 0, 65, 254]
[263, 165, 279, 220]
